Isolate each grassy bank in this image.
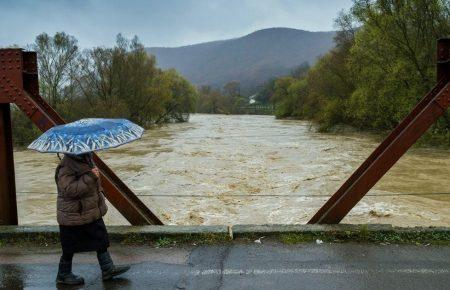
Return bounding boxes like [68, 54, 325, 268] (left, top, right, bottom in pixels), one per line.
[0, 225, 448, 248]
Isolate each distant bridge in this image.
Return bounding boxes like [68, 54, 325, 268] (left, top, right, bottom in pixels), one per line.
[238, 104, 275, 115]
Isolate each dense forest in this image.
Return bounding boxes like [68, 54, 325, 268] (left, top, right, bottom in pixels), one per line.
[262, 0, 450, 146]
[12, 33, 198, 146]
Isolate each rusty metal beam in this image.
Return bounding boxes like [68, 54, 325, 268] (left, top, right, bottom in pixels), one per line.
[0, 103, 18, 225]
[0, 48, 163, 225]
[309, 38, 450, 224]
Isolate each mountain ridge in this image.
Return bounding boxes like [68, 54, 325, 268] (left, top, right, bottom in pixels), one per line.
[147, 28, 336, 94]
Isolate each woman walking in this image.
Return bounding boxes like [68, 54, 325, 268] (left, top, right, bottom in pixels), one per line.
[55, 153, 130, 285]
[27, 118, 146, 285]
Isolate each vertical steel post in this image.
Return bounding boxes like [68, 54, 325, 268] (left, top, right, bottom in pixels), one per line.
[0, 103, 18, 225]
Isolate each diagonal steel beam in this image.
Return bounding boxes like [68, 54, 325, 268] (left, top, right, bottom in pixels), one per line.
[309, 38, 450, 224]
[0, 48, 163, 225]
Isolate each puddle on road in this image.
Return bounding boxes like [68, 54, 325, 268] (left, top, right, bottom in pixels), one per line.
[14, 114, 450, 226]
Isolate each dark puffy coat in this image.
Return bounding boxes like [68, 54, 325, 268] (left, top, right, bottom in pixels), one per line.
[55, 155, 107, 226]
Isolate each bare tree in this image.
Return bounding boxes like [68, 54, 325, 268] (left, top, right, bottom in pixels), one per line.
[31, 32, 79, 107]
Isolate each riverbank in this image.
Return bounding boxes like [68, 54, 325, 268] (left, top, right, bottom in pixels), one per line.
[1, 224, 449, 247]
[275, 116, 450, 149]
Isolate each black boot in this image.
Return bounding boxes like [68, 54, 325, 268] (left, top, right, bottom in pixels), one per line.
[56, 257, 85, 285]
[97, 251, 130, 281]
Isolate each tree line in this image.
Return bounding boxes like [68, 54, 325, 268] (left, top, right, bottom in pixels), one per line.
[262, 0, 450, 146]
[195, 81, 251, 114]
[12, 32, 198, 146]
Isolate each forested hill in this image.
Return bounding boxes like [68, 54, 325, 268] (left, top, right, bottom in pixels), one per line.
[147, 28, 335, 93]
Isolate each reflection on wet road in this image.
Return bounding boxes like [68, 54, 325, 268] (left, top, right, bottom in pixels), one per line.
[15, 114, 450, 226]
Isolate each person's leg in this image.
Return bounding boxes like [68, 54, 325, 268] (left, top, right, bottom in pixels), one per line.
[96, 248, 130, 281]
[62, 251, 74, 262]
[56, 252, 85, 285]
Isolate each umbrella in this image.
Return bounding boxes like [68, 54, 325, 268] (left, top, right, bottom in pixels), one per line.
[28, 118, 144, 155]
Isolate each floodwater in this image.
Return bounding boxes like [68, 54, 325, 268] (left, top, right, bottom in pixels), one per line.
[14, 114, 450, 226]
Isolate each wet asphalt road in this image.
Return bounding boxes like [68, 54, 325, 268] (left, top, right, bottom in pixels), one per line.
[0, 242, 449, 289]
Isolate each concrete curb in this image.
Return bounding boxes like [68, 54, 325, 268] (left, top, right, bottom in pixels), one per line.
[231, 224, 450, 235]
[0, 225, 230, 242]
[0, 224, 448, 245]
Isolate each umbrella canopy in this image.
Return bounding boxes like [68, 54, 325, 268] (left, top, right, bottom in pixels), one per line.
[28, 118, 144, 155]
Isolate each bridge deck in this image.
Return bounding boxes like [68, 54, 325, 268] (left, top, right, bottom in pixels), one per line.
[1, 241, 448, 289]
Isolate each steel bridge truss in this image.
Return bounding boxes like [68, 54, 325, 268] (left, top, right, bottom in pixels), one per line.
[0, 38, 449, 225]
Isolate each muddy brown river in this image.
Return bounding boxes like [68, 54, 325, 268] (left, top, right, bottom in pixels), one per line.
[14, 114, 450, 226]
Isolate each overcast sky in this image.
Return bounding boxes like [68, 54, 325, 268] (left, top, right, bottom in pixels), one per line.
[0, 0, 353, 48]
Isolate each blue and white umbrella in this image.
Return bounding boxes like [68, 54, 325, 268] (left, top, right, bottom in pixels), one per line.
[28, 118, 144, 155]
